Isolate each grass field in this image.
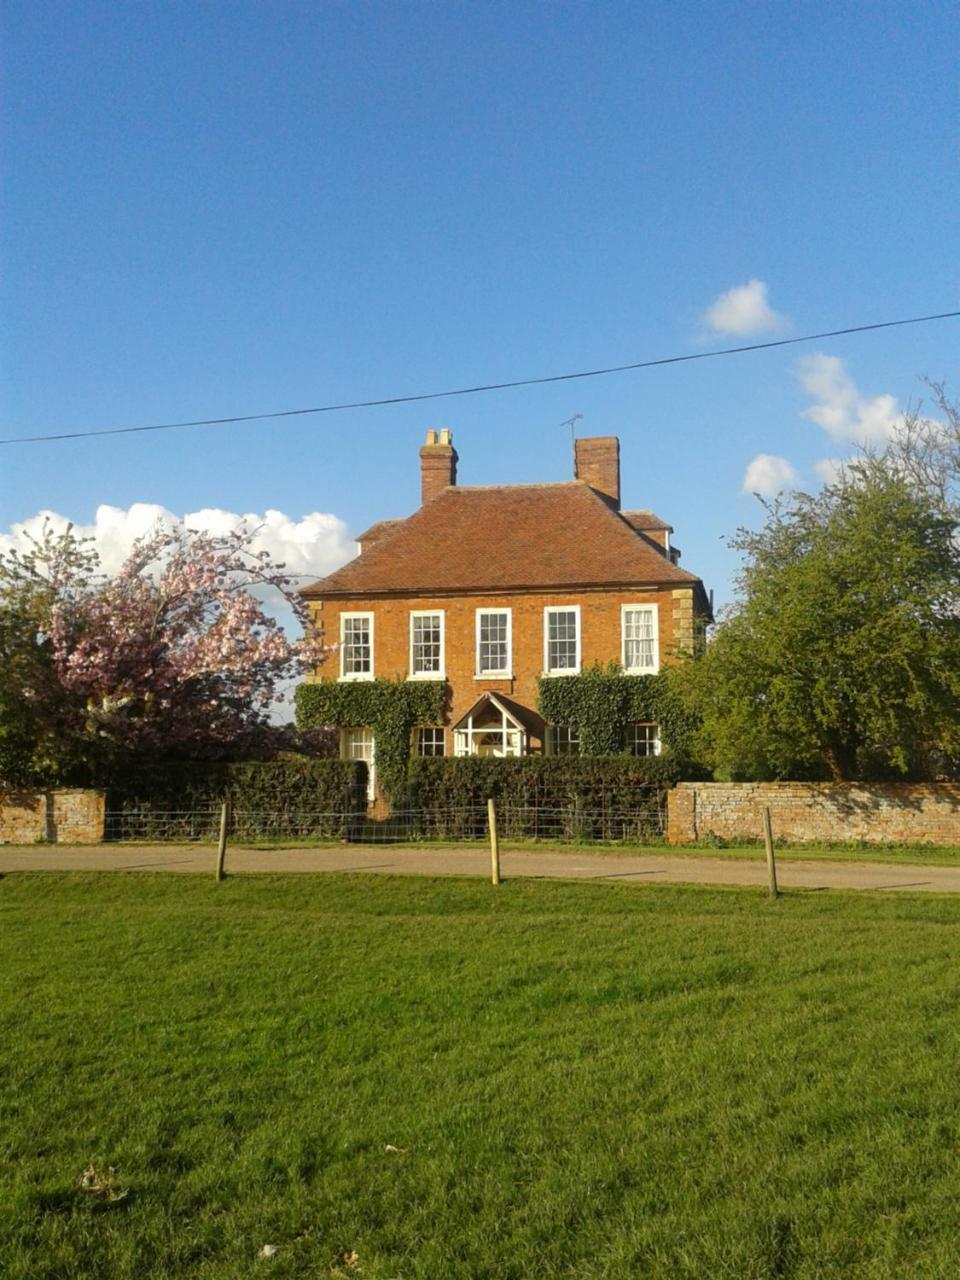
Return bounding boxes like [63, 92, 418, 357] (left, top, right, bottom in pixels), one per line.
[2, 873, 959, 1278]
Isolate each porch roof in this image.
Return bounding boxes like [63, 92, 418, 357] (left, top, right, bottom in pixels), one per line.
[452, 692, 547, 740]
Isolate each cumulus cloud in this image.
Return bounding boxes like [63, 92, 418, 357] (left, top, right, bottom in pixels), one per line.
[813, 457, 847, 486]
[0, 503, 356, 600]
[703, 280, 787, 336]
[741, 454, 799, 496]
[797, 354, 903, 444]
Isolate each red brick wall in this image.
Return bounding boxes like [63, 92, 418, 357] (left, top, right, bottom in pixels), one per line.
[668, 782, 960, 847]
[574, 438, 620, 508]
[309, 587, 693, 746]
[0, 789, 106, 844]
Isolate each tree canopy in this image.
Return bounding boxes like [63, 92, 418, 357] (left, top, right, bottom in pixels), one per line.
[679, 444, 960, 782]
[0, 522, 321, 786]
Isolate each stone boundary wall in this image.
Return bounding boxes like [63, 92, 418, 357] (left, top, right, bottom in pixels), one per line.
[668, 782, 960, 847]
[0, 789, 106, 845]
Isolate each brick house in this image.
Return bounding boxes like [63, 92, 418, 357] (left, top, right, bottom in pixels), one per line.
[300, 431, 712, 800]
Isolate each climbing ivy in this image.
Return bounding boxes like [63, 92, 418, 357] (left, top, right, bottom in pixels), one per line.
[536, 662, 700, 761]
[295, 679, 447, 804]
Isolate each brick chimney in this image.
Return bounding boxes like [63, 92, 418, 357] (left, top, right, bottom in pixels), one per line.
[419, 428, 458, 504]
[574, 436, 620, 508]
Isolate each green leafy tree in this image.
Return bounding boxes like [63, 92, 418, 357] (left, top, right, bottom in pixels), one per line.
[0, 528, 94, 785]
[679, 465, 960, 781]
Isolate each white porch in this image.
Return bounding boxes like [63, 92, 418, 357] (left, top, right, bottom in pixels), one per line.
[451, 693, 547, 758]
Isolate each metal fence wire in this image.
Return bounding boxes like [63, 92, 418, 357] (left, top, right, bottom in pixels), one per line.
[103, 802, 666, 844]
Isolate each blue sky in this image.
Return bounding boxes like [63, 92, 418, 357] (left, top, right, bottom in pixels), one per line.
[2, 0, 958, 604]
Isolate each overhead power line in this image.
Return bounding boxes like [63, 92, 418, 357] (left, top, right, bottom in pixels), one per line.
[3, 309, 958, 446]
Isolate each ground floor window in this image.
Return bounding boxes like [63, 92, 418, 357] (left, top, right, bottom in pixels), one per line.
[546, 724, 580, 755]
[416, 727, 445, 757]
[454, 724, 524, 757]
[341, 727, 376, 801]
[626, 722, 660, 757]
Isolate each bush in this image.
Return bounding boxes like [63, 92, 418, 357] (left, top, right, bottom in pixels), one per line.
[105, 759, 367, 841]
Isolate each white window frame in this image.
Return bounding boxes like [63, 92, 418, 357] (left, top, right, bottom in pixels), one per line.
[408, 610, 445, 679]
[415, 726, 446, 757]
[626, 721, 661, 757]
[339, 611, 374, 681]
[341, 726, 376, 801]
[546, 724, 580, 756]
[543, 605, 581, 676]
[475, 608, 512, 678]
[621, 603, 660, 674]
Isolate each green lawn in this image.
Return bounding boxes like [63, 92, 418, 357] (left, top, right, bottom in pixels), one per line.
[499, 839, 960, 865]
[667, 840, 960, 866]
[2, 874, 959, 1278]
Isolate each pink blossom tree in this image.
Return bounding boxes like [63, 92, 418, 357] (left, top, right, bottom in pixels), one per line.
[0, 521, 323, 783]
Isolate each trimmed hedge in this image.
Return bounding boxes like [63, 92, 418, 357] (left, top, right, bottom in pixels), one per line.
[105, 759, 367, 841]
[407, 756, 680, 841]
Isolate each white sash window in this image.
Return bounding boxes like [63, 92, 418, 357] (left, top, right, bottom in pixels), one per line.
[410, 611, 444, 677]
[340, 612, 374, 680]
[476, 609, 512, 676]
[622, 605, 659, 673]
[544, 606, 581, 675]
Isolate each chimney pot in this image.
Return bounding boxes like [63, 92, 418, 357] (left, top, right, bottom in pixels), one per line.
[419, 429, 458, 504]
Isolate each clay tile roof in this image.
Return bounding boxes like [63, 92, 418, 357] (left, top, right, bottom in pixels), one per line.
[452, 692, 547, 739]
[622, 509, 673, 533]
[301, 482, 701, 597]
[356, 518, 403, 545]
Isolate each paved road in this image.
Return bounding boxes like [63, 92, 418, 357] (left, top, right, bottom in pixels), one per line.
[1, 843, 958, 892]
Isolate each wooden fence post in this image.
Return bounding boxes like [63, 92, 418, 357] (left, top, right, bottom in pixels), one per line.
[762, 805, 779, 899]
[215, 800, 229, 882]
[488, 798, 501, 886]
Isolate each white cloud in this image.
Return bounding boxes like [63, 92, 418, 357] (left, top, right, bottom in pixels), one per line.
[703, 280, 787, 336]
[796, 354, 903, 444]
[741, 454, 799, 496]
[813, 457, 846, 486]
[0, 503, 356, 584]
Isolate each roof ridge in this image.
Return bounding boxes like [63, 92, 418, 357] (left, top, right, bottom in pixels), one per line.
[445, 480, 581, 493]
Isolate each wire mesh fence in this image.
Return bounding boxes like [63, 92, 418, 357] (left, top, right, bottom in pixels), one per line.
[103, 808, 353, 842]
[104, 801, 666, 844]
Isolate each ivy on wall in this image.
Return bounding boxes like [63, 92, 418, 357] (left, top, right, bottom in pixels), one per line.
[536, 662, 699, 761]
[295, 679, 447, 804]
